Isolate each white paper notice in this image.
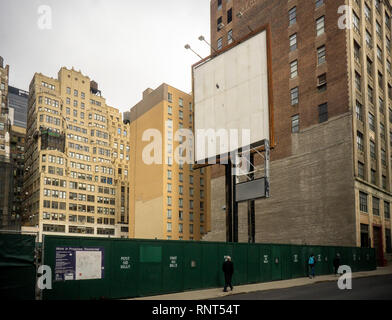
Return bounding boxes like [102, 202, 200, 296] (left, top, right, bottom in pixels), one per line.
[75, 250, 102, 280]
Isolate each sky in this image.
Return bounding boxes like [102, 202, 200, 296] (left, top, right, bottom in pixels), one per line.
[0, 0, 211, 113]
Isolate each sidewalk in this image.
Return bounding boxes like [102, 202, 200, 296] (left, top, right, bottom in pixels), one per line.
[129, 265, 392, 300]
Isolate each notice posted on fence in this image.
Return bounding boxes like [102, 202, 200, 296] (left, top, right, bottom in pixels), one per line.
[55, 247, 104, 282]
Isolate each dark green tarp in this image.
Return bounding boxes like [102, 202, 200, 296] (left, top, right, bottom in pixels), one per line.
[0, 234, 36, 300]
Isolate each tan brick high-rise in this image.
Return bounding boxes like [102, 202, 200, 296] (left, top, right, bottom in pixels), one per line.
[23, 67, 130, 240]
[128, 84, 210, 241]
[206, 0, 392, 263]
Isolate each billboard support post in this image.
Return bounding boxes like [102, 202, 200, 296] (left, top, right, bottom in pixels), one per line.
[248, 152, 255, 243]
[225, 163, 233, 243]
[232, 156, 238, 243]
[230, 139, 270, 243]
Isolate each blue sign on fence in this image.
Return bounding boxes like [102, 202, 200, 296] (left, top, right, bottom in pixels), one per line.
[55, 247, 105, 282]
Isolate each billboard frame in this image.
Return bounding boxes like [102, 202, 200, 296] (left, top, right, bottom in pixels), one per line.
[191, 23, 275, 168]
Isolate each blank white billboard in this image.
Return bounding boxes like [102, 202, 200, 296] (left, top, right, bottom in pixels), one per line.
[193, 30, 271, 163]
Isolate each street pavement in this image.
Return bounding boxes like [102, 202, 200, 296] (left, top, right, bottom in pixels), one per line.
[129, 266, 392, 300]
[212, 274, 392, 300]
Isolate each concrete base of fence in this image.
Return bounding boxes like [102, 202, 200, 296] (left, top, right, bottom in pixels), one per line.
[129, 265, 392, 300]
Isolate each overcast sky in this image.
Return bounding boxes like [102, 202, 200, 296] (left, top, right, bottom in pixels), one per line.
[0, 0, 211, 113]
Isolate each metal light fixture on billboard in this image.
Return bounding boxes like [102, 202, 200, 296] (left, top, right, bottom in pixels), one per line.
[198, 35, 217, 53]
[184, 44, 203, 60]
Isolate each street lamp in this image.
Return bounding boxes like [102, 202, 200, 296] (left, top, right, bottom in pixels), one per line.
[184, 44, 203, 60]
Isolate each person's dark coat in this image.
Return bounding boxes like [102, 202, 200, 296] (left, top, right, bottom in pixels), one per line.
[333, 257, 341, 268]
[222, 260, 234, 276]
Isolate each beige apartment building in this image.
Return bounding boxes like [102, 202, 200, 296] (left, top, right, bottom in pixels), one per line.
[23, 67, 130, 240]
[129, 84, 210, 241]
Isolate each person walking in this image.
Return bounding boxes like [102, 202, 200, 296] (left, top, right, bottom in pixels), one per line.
[333, 253, 341, 276]
[308, 254, 316, 279]
[222, 256, 234, 292]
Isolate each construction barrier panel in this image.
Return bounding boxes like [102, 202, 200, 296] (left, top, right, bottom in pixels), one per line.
[40, 236, 378, 300]
[0, 233, 37, 300]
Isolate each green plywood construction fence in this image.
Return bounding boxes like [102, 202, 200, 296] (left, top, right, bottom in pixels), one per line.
[0, 234, 37, 300]
[42, 236, 377, 300]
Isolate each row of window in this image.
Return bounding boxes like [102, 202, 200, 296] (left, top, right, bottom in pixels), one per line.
[358, 160, 389, 189]
[291, 103, 329, 133]
[359, 191, 391, 219]
[167, 222, 205, 235]
[43, 224, 115, 236]
[41, 82, 55, 90]
[167, 184, 205, 198]
[167, 197, 205, 210]
[167, 209, 205, 223]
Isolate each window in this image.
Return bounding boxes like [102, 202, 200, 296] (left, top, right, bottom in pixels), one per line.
[367, 58, 373, 76]
[289, 34, 297, 51]
[355, 72, 361, 92]
[317, 45, 326, 65]
[368, 86, 374, 104]
[381, 149, 386, 166]
[365, 3, 371, 22]
[318, 103, 328, 123]
[371, 169, 377, 184]
[377, 46, 382, 61]
[353, 12, 360, 34]
[366, 29, 372, 48]
[289, 7, 296, 26]
[359, 192, 368, 213]
[376, 21, 382, 39]
[373, 197, 380, 216]
[382, 175, 387, 189]
[227, 8, 232, 24]
[385, 202, 391, 219]
[228, 29, 233, 45]
[380, 123, 386, 140]
[356, 101, 363, 122]
[292, 115, 300, 133]
[375, 67, 383, 87]
[354, 41, 360, 62]
[315, 0, 324, 9]
[357, 131, 364, 151]
[358, 162, 365, 179]
[317, 73, 327, 92]
[369, 113, 375, 131]
[316, 16, 325, 36]
[217, 37, 223, 50]
[168, 93, 173, 103]
[290, 60, 298, 79]
[291, 87, 299, 105]
[370, 140, 376, 160]
[386, 229, 392, 253]
[217, 0, 222, 10]
[167, 223, 172, 232]
[217, 16, 223, 31]
[167, 209, 172, 220]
